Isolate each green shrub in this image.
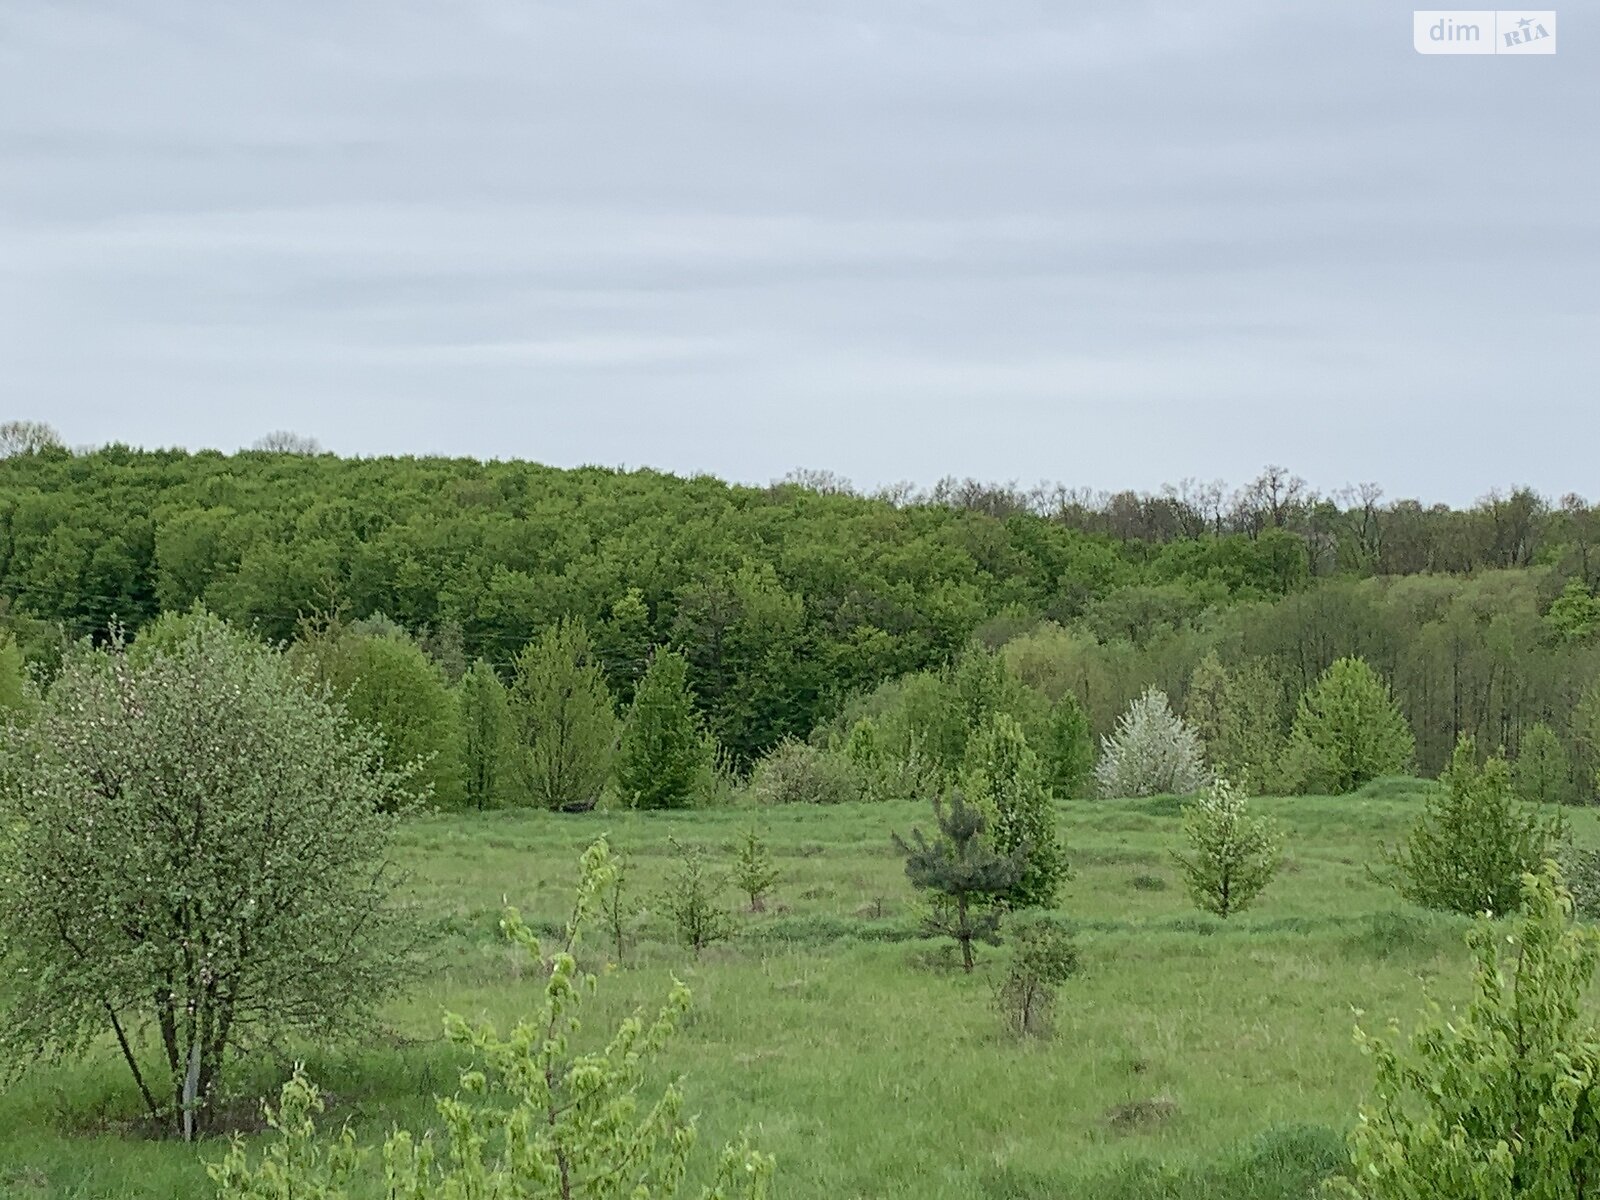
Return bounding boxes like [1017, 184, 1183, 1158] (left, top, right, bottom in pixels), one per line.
[1331, 863, 1600, 1199]
[1385, 737, 1565, 915]
[995, 915, 1081, 1038]
[749, 738, 863, 805]
[1561, 846, 1600, 918]
[1284, 657, 1413, 794]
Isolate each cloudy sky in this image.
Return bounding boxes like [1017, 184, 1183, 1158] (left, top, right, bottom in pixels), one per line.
[2, 2, 1594, 502]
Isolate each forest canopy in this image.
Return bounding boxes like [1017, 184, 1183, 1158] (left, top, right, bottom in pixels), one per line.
[1, 443, 1597, 777]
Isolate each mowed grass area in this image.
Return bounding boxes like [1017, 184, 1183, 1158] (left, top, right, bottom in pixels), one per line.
[4, 784, 1598, 1199]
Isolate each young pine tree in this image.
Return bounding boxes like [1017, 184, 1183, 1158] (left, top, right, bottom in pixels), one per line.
[892, 791, 1025, 972]
[1095, 687, 1209, 799]
[1331, 864, 1600, 1200]
[1387, 736, 1566, 916]
[508, 619, 617, 812]
[961, 713, 1067, 908]
[615, 649, 713, 810]
[458, 658, 510, 811]
[1173, 776, 1284, 918]
[1284, 656, 1413, 794]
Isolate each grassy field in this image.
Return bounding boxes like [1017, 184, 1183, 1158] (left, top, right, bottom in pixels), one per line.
[3, 782, 1596, 1199]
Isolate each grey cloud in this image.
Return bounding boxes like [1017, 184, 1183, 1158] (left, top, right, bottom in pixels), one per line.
[1, 0, 1595, 501]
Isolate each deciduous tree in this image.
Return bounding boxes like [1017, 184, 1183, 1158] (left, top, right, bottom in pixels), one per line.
[509, 619, 616, 811]
[0, 613, 417, 1138]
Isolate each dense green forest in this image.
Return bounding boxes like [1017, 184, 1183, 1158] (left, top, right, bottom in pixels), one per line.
[2, 442, 1599, 783]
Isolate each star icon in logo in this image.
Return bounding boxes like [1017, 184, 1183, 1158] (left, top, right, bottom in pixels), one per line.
[1517, 16, 1533, 28]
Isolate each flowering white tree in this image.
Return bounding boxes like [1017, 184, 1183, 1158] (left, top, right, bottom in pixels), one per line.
[1095, 687, 1209, 798]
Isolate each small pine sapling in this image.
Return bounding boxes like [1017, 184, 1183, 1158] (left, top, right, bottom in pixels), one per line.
[656, 836, 735, 956]
[731, 827, 780, 913]
[1173, 776, 1285, 918]
[892, 791, 1024, 973]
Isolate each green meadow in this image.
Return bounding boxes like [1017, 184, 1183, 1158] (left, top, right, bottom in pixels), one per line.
[4, 784, 1594, 1200]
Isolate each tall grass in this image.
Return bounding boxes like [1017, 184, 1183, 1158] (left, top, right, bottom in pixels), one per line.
[3, 786, 1597, 1198]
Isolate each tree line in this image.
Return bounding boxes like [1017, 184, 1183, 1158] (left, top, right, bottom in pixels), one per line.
[2, 437, 1599, 785]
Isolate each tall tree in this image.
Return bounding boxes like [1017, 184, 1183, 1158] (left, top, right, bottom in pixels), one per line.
[320, 628, 463, 808]
[508, 619, 617, 812]
[459, 658, 510, 811]
[961, 713, 1066, 908]
[1040, 692, 1094, 799]
[595, 586, 654, 706]
[614, 649, 711, 810]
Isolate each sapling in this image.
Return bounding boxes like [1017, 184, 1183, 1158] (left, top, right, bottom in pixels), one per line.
[731, 826, 780, 913]
[995, 916, 1081, 1038]
[1331, 864, 1600, 1199]
[210, 837, 774, 1199]
[893, 791, 1024, 973]
[1173, 776, 1284, 918]
[656, 836, 735, 955]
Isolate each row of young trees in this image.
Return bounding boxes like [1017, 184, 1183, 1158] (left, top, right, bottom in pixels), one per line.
[288, 613, 718, 812]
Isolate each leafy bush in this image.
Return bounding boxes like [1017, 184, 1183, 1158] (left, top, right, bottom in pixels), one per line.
[1385, 737, 1565, 916]
[1095, 687, 1209, 799]
[1331, 864, 1600, 1199]
[995, 915, 1081, 1038]
[843, 719, 942, 804]
[749, 738, 863, 805]
[210, 838, 774, 1198]
[1173, 777, 1284, 918]
[1561, 846, 1600, 918]
[1284, 657, 1413, 794]
[0, 612, 418, 1139]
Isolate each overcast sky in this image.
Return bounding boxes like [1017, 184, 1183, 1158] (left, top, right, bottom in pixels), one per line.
[2, 2, 1595, 503]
